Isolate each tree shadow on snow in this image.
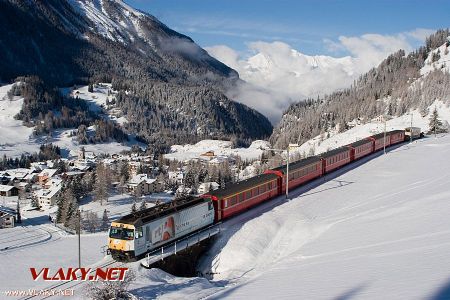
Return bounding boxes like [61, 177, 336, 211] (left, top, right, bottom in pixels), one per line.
[333, 282, 368, 300]
[430, 277, 450, 300]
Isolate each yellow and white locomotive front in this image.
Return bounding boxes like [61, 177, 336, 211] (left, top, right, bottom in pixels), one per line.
[108, 222, 136, 261]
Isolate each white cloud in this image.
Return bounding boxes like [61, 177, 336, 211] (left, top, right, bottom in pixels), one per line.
[405, 28, 436, 41]
[206, 29, 435, 123]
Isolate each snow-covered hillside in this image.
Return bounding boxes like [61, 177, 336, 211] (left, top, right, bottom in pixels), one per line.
[164, 140, 271, 162]
[69, 0, 147, 44]
[0, 84, 34, 153]
[197, 134, 450, 299]
[0, 83, 137, 158]
[297, 100, 450, 156]
[69, 83, 128, 125]
[420, 42, 450, 76]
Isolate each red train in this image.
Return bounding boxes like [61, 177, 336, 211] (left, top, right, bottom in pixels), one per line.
[204, 130, 406, 222]
[109, 129, 410, 261]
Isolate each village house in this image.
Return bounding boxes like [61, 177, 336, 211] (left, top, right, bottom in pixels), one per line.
[38, 168, 58, 186]
[128, 161, 141, 178]
[35, 184, 62, 207]
[127, 174, 159, 196]
[0, 185, 19, 197]
[199, 150, 216, 161]
[168, 171, 184, 185]
[197, 182, 219, 195]
[0, 207, 16, 229]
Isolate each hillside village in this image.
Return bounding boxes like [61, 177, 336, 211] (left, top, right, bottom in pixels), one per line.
[0, 144, 257, 231]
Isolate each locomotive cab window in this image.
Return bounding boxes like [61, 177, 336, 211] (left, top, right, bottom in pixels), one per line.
[109, 226, 134, 240]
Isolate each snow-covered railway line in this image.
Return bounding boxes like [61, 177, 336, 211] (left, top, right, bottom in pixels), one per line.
[0, 226, 66, 252]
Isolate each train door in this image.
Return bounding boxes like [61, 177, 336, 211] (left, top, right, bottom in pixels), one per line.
[277, 176, 282, 195]
[321, 158, 326, 175]
[213, 199, 221, 222]
[348, 147, 355, 161]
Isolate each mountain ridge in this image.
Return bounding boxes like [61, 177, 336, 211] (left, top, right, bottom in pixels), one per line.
[0, 0, 273, 149]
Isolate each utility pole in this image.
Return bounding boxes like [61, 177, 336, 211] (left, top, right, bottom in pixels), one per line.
[286, 147, 290, 199]
[264, 147, 290, 199]
[77, 209, 81, 269]
[383, 116, 387, 155]
[410, 113, 413, 144]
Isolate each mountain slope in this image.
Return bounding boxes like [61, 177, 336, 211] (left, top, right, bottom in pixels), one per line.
[0, 0, 272, 148]
[270, 29, 450, 148]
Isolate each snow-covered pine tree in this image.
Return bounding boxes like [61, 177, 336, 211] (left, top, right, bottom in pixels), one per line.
[131, 202, 137, 214]
[16, 200, 21, 224]
[101, 209, 109, 231]
[139, 200, 146, 211]
[428, 107, 445, 135]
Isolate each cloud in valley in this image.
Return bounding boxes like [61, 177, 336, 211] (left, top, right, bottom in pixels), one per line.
[206, 28, 434, 123]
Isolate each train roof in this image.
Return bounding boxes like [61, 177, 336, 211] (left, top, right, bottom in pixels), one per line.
[206, 173, 278, 198]
[370, 132, 388, 139]
[320, 146, 350, 158]
[371, 130, 404, 140]
[272, 156, 321, 174]
[348, 138, 373, 148]
[389, 129, 404, 134]
[114, 196, 208, 226]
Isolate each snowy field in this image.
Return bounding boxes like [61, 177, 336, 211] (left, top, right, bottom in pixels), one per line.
[0, 192, 159, 299]
[1, 134, 450, 299]
[127, 134, 450, 299]
[164, 140, 271, 162]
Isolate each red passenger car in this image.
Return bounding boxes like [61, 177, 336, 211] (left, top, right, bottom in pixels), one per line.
[265, 156, 322, 194]
[321, 147, 352, 173]
[203, 173, 279, 222]
[347, 139, 374, 161]
[368, 133, 391, 152]
[389, 130, 405, 145]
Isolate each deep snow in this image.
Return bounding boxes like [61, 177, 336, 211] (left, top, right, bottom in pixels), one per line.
[1, 134, 450, 300]
[199, 134, 450, 299]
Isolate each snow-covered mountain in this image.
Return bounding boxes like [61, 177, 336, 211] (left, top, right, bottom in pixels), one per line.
[208, 42, 358, 99]
[0, 0, 272, 148]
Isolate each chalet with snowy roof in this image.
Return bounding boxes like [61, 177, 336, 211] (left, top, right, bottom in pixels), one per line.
[200, 150, 216, 161]
[0, 185, 18, 197]
[0, 207, 15, 228]
[44, 178, 63, 189]
[38, 168, 58, 185]
[127, 174, 158, 196]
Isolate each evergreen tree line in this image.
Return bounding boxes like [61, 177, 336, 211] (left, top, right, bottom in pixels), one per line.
[0, 144, 61, 171]
[12, 76, 128, 143]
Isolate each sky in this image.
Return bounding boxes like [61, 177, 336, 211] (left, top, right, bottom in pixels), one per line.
[127, 0, 449, 55]
[126, 0, 450, 122]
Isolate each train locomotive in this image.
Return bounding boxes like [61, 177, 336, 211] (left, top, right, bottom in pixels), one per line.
[109, 129, 415, 261]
